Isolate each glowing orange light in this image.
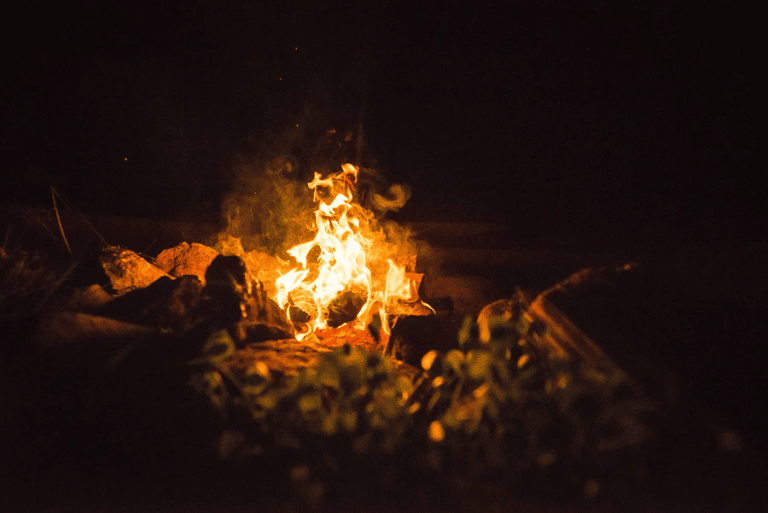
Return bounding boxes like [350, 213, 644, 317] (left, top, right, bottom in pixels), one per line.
[274, 164, 421, 341]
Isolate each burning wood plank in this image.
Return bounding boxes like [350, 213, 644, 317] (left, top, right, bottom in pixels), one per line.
[274, 164, 430, 339]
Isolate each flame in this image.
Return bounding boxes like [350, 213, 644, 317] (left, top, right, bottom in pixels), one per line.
[275, 164, 419, 340]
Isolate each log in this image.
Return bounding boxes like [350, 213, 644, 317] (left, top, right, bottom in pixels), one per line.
[510, 264, 672, 398]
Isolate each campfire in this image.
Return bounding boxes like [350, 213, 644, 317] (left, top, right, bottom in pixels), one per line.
[0, 159, 761, 511]
[274, 163, 429, 342]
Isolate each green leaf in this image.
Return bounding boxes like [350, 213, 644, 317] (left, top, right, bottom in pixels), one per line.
[445, 349, 466, 376]
[340, 410, 358, 432]
[343, 345, 367, 369]
[317, 354, 341, 389]
[466, 350, 492, 380]
[513, 314, 531, 337]
[421, 350, 440, 372]
[255, 391, 277, 411]
[242, 361, 271, 387]
[395, 375, 414, 400]
[457, 315, 474, 350]
[199, 330, 235, 365]
[298, 392, 322, 413]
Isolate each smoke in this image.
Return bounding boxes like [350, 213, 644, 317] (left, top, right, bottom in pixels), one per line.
[219, 134, 317, 257]
[369, 183, 412, 214]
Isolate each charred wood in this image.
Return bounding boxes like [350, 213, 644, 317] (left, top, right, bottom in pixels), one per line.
[325, 290, 367, 328]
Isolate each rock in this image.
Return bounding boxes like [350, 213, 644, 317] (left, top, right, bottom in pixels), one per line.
[35, 311, 153, 352]
[205, 254, 248, 289]
[100, 246, 168, 295]
[203, 255, 294, 345]
[476, 292, 533, 345]
[100, 275, 204, 331]
[225, 334, 420, 381]
[239, 281, 295, 344]
[155, 242, 220, 283]
[237, 250, 284, 299]
[215, 235, 284, 298]
[163, 275, 206, 329]
[203, 255, 250, 328]
[61, 284, 113, 313]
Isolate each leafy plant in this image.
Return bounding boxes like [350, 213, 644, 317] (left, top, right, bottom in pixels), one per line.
[180, 303, 661, 502]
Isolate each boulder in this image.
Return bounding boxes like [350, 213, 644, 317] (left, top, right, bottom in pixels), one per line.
[100, 247, 168, 295]
[99, 275, 204, 331]
[155, 242, 220, 283]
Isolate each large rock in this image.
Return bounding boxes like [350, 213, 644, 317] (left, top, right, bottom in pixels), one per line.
[215, 235, 284, 298]
[99, 275, 205, 331]
[100, 247, 168, 295]
[34, 311, 153, 353]
[203, 255, 294, 345]
[155, 242, 220, 284]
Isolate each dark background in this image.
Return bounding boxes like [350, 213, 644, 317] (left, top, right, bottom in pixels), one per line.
[1, 0, 760, 251]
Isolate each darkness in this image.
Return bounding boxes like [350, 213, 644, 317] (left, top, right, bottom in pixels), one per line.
[1, 0, 761, 250]
[2, 2, 768, 501]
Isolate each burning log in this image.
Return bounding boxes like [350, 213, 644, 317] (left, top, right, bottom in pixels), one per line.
[275, 164, 429, 339]
[427, 276, 504, 317]
[325, 290, 368, 328]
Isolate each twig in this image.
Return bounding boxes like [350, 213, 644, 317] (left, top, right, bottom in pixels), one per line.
[51, 187, 109, 248]
[51, 186, 72, 256]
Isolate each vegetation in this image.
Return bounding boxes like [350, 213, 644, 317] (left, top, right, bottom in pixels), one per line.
[182, 302, 662, 505]
[0, 241, 760, 510]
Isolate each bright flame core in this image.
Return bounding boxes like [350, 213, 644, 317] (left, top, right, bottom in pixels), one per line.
[275, 164, 417, 340]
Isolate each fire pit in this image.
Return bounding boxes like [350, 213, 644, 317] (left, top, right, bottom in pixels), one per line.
[1, 167, 766, 512]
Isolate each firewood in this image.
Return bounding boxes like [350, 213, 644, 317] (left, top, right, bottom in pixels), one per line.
[325, 290, 367, 328]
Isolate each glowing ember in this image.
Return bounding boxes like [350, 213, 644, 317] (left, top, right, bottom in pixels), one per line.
[275, 164, 424, 340]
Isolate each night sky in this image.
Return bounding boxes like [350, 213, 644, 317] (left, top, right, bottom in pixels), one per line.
[2, 1, 760, 250]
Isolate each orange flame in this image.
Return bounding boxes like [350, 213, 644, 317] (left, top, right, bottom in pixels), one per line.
[275, 164, 418, 340]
